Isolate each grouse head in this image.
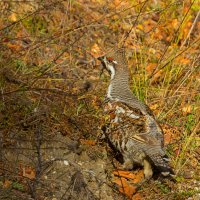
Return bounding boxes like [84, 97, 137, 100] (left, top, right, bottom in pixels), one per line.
[98, 48, 129, 80]
[98, 56, 117, 79]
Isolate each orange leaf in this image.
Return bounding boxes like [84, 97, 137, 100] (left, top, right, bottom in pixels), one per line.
[22, 166, 35, 180]
[175, 148, 181, 156]
[129, 170, 144, 184]
[175, 57, 190, 65]
[3, 180, 12, 188]
[180, 58, 190, 65]
[150, 70, 163, 83]
[162, 124, 181, 145]
[137, 24, 144, 31]
[113, 177, 137, 199]
[113, 170, 144, 183]
[146, 63, 157, 74]
[19, 164, 35, 180]
[149, 103, 159, 112]
[182, 105, 192, 115]
[80, 139, 96, 145]
[112, 170, 144, 198]
[113, 170, 137, 180]
[9, 13, 17, 22]
[91, 43, 102, 57]
[7, 43, 21, 51]
[164, 132, 173, 145]
[171, 19, 178, 29]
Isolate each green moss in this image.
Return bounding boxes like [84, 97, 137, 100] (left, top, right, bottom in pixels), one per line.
[12, 181, 24, 191]
[156, 181, 171, 194]
[22, 16, 48, 36]
[185, 113, 196, 132]
[173, 189, 200, 199]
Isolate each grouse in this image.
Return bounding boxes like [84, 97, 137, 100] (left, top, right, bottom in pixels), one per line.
[98, 48, 174, 181]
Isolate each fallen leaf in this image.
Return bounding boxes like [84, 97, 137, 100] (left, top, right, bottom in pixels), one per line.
[175, 57, 190, 65]
[143, 19, 157, 32]
[183, 21, 192, 39]
[91, 96, 102, 109]
[3, 180, 12, 188]
[129, 170, 144, 184]
[150, 69, 163, 83]
[149, 103, 159, 111]
[182, 105, 192, 114]
[113, 177, 137, 199]
[146, 63, 157, 74]
[171, 19, 178, 29]
[19, 164, 35, 180]
[154, 27, 164, 40]
[6, 43, 21, 51]
[22, 166, 35, 180]
[112, 170, 144, 199]
[137, 24, 144, 31]
[80, 139, 96, 145]
[148, 48, 156, 54]
[175, 148, 181, 156]
[113, 170, 138, 180]
[9, 13, 17, 22]
[162, 124, 181, 145]
[91, 43, 102, 57]
[55, 59, 63, 64]
[146, 63, 164, 83]
[164, 132, 173, 145]
[180, 58, 190, 65]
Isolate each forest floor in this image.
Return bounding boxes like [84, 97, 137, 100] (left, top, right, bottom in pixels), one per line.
[0, 1, 199, 199]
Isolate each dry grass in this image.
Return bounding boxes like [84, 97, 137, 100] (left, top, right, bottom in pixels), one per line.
[0, 0, 199, 199]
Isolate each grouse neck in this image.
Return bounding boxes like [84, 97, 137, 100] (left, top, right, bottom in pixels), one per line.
[107, 72, 132, 100]
[106, 68, 150, 113]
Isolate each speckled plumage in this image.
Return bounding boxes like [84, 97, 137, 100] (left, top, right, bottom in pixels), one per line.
[98, 48, 174, 180]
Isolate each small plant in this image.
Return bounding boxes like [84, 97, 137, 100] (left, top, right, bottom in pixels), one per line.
[155, 181, 171, 194]
[22, 16, 48, 35]
[185, 113, 196, 132]
[12, 181, 24, 191]
[173, 189, 200, 199]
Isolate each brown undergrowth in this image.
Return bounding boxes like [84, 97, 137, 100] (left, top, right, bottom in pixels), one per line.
[0, 0, 199, 199]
